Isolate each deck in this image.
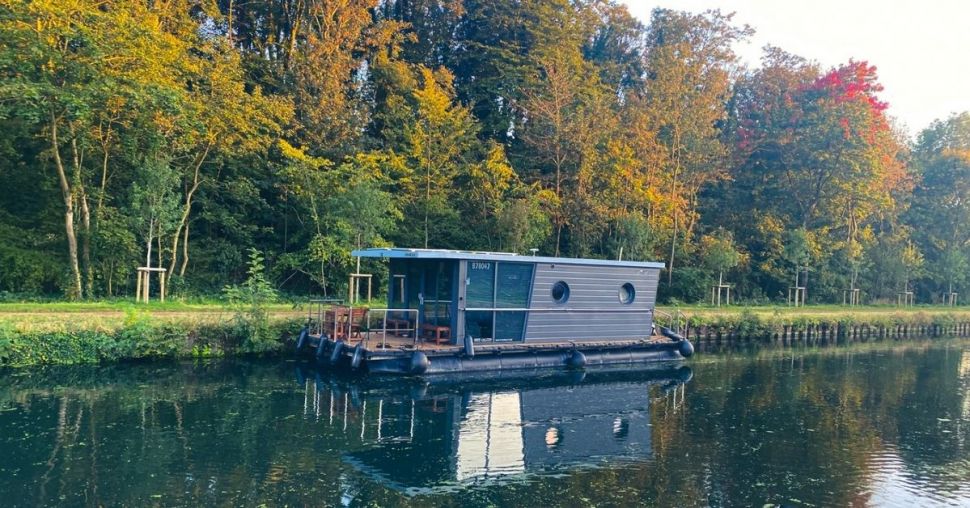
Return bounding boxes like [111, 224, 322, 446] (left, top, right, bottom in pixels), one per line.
[310, 331, 677, 358]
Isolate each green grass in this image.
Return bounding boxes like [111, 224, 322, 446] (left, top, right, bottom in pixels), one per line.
[658, 303, 970, 319]
[0, 300, 291, 313]
[2, 299, 967, 367]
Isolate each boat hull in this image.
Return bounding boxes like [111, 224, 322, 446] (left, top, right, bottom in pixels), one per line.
[301, 335, 688, 376]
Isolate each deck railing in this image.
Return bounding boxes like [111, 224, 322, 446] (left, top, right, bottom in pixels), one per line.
[307, 298, 345, 336]
[362, 308, 420, 349]
[654, 309, 686, 335]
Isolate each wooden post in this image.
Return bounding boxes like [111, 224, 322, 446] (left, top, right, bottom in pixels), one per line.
[160, 272, 166, 302]
[136, 270, 143, 303]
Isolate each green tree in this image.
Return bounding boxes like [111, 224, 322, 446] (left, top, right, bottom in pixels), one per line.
[700, 231, 742, 286]
[908, 113, 970, 299]
[0, 0, 187, 298]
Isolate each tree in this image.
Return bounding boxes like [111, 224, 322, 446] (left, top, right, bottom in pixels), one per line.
[0, 0, 187, 298]
[909, 113, 970, 299]
[638, 9, 751, 284]
[277, 142, 400, 296]
[161, 35, 290, 286]
[700, 231, 742, 286]
[783, 228, 815, 298]
[130, 157, 180, 291]
[728, 51, 911, 300]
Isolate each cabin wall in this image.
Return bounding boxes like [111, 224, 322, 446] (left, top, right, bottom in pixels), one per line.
[523, 263, 659, 341]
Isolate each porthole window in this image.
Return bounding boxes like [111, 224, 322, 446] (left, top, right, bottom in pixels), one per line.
[619, 283, 636, 304]
[551, 281, 570, 303]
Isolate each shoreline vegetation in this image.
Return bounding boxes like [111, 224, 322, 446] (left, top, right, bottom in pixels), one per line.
[3, 301, 970, 368]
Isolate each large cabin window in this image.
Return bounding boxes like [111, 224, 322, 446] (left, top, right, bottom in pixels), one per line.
[464, 261, 533, 342]
[466, 262, 494, 307]
[496, 263, 532, 308]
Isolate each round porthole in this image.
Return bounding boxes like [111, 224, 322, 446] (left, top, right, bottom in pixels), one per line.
[619, 283, 636, 304]
[551, 281, 570, 303]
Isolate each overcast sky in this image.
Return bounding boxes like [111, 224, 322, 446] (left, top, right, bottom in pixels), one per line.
[622, 0, 970, 136]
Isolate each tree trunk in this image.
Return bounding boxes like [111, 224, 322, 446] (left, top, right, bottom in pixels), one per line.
[145, 218, 154, 300]
[668, 214, 678, 285]
[50, 117, 83, 300]
[667, 130, 682, 286]
[179, 221, 190, 278]
[167, 142, 210, 284]
[71, 135, 94, 299]
[80, 193, 93, 299]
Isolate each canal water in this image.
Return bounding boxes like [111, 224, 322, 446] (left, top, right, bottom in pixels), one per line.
[1, 342, 968, 507]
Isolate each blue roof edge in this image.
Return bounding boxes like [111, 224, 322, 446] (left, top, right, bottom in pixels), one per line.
[351, 248, 666, 270]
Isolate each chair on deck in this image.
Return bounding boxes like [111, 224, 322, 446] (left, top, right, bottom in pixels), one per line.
[420, 303, 451, 345]
[323, 306, 352, 341]
[421, 323, 451, 345]
[348, 307, 369, 339]
[385, 310, 413, 338]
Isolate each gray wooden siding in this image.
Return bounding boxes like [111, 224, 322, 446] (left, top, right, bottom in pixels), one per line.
[524, 263, 659, 341]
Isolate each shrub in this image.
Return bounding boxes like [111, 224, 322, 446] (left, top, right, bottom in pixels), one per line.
[223, 248, 280, 354]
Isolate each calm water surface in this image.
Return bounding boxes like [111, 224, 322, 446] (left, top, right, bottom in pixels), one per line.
[1, 342, 969, 507]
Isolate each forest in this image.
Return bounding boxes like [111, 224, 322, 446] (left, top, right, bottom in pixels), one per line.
[1, 0, 968, 305]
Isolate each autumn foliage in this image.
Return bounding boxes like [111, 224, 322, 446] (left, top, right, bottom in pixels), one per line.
[0, 0, 963, 304]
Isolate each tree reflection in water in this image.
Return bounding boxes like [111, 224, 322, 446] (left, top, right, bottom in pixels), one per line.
[0, 342, 967, 506]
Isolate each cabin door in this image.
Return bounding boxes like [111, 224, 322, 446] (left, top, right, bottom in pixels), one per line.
[417, 260, 456, 341]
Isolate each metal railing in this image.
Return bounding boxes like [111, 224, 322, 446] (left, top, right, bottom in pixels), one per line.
[654, 309, 686, 335]
[362, 308, 419, 349]
[307, 298, 345, 336]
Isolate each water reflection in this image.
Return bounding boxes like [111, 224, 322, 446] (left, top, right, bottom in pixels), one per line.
[296, 366, 690, 495]
[0, 342, 968, 507]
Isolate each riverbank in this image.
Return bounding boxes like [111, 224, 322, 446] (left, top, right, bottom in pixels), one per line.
[0, 304, 304, 367]
[3, 302, 970, 368]
[663, 305, 970, 350]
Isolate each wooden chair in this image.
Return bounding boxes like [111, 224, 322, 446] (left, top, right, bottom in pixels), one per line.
[323, 306, 352, 341]
[348, 307, 368, 339]
[384, 310, 414, 337]
[420, 303, 451, 345]
[421, 323, 451, 345]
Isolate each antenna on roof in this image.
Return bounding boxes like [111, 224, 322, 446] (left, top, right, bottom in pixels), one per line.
[529, 248, 539, 256]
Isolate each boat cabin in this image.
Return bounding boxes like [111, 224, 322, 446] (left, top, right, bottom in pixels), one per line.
[353, 248, 665, 345]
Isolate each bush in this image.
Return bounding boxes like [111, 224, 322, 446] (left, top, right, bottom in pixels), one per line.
[223, 248, 280, 354]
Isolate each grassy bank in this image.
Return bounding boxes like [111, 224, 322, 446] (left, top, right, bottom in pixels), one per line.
[658, 303, 970, 319]
[0, 305, 304, 368]
[3, 301, 970, 368]
[658, 305, 970, 341]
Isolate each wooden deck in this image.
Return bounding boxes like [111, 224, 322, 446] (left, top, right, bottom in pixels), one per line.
[315, 331, 676, 356]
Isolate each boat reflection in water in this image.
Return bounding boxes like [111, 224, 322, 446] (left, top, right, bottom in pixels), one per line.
[295, 365, 692, 495]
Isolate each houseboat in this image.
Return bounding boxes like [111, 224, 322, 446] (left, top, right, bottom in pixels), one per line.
[295, 248, 693, 375]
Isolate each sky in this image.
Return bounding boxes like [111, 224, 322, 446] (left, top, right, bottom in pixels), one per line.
[622, 0, 970, 136]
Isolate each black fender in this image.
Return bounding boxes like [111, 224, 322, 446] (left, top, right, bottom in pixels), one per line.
[295, 326, 309, 353]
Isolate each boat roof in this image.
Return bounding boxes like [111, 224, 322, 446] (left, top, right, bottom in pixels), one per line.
[351, 248, 666, 269]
